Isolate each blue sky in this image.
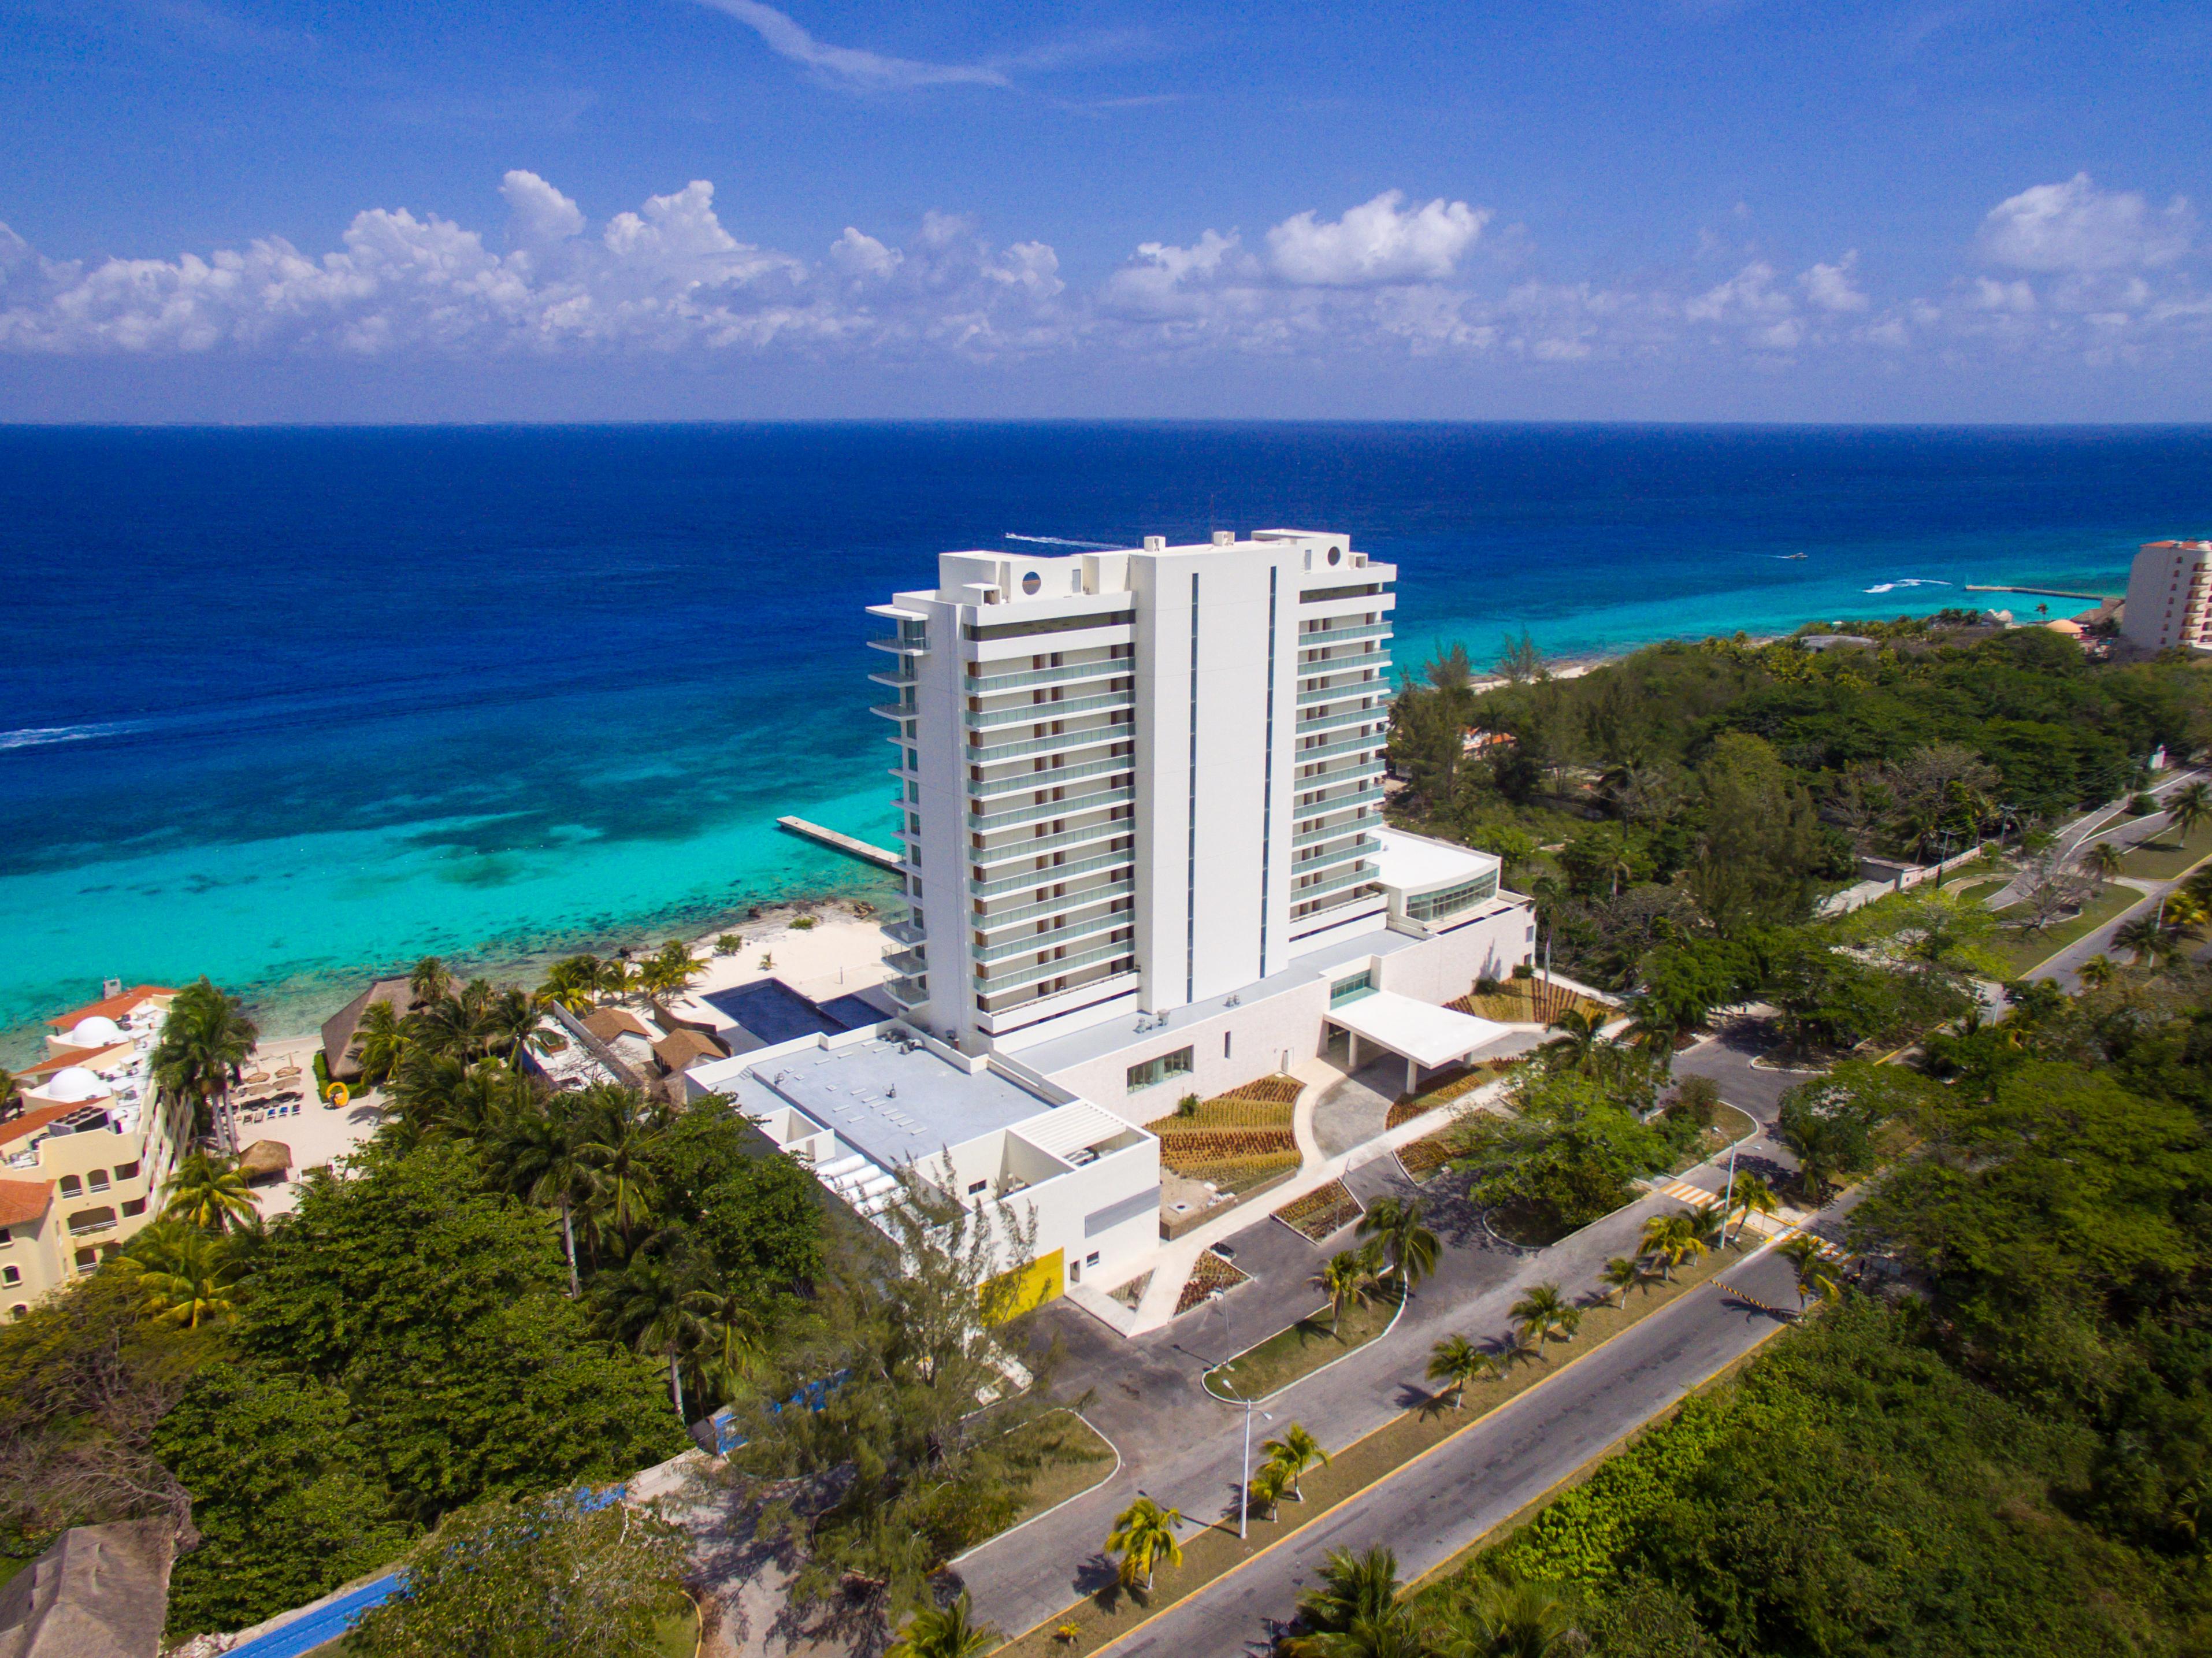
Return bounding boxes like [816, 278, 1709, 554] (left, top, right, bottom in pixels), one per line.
[0, 0, 2206, 421]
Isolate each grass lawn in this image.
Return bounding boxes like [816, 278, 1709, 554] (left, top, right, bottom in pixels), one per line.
[1664, 1104, 1761, 1175]
[999, 1409, 1118, 1530]
[2119, 819, 2212, 881]
[996, 1243, 1745, 1657]
[1948, 876, 2011, 907]
[1205, 1289, 1402, 1403]
[1990, 881, 2142, 976]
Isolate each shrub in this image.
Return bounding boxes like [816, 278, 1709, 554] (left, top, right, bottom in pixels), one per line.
[714, 933, 743, 956]
[2132, 791, 2159, 815]
[790, 915, 818, 931]
[1669, 1074, 1720, 1129]
[1176, 1092, 1200, 1118]
[1474, 975, 1505, 996]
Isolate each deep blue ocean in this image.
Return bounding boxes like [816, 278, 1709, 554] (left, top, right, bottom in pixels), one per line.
[2, 422, 2205, 1051]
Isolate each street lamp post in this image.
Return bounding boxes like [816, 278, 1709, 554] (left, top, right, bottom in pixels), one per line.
[1235, 1393, 1273, 1541]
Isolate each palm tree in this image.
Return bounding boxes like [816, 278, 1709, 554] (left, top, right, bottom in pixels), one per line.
[1357, 1196, 1441, 1294]
[2114, 914, 2172, 966]
[1509, 1282, 1580, 1357]
[1315, 1249, 1379, 1336]
[160, 1149, 259, 1233]
[1542, 1007, 1608, 1075]
[594, 1252, 703, 1422]
[1246, 1460, 1291, 1525]
[1599, 1256, 1645, 1307]
[2081, 840, 2126, 881]
[535, 955, 606, 1015]
[1725, 1174, 1778, 1245]
[113, 1219, 243, 1329]
[489, 1095, 591, 1296]
[2168, 780, 2212, 844]
[348, 998, 410, 1089]
[1779, 1233, 1842, 1311]
[1105, 1496, 1182, 1592]
[408, 955, 453, 1004]
[481, 986, 551, 1064]
[2077, 953, 2120, 991]
[1291, 1546, 1404, 1646]
[415, 978, 503, 1060]
[2163, 890, 2210, 943]
[1261, 1423, 1330, 1502]
[575, 1086, 665, 1251]
[1427, 1333, 1498, 1408]
[1443, 1577, 1583, 1656]
[150, 977, 258, 1154]
[887, 1593, 998, 1658]
[636, 940, 704, 1019]
[683, 1283, 763, 1405]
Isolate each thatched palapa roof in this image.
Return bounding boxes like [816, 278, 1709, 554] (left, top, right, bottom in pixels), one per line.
[237, 1140, 291, 1181]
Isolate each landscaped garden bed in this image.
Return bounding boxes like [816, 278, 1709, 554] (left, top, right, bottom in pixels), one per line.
[1384, 1058, 1518, 1129]
[1274, 1179, 1363, 1242]
[1453, 976, 1612, 1026]
[1147, 1077, 1304, 1195]
[1398, 1125, 1461, 1182]
[1174, 1248, 1252, 1315]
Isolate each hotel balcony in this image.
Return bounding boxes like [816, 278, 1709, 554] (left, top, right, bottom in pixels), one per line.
[883, 973, 929, 1010]
[970, 847, 1135, 897]
[1294, 808, 1375, 846]
[884, 918, 927, 947]
[973, 967, 1140, 1027]
[969, 752, 1134, 799]
[970, 877, 1135, 930]
[974, 941, 1138, 1003]
[965, 685, 1135, 730]
[1296, 703, 1390, 736]
[869, 696, 919, 723]
[973, 906, 1133, 963]
[1294, 729, 1388, 765]
[1297, 670, 1391, 705]
[966, 715, 1135, 765]
[1290, 860, 1379, 902]
[1297, 620, 1393, 648]
[1294, 833, 1383, 870]
[970, 815, 1133, 869]
[966, 654, 1133, 695]
[971, 785, 1134, 832]
[867, 662, 919, 689]
[882, 947, 928, 977]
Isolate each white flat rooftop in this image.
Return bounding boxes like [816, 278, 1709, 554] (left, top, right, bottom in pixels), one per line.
[1372, 828, 1500, 895]
[1328, 989, 1515, 1070]
[730, 1033, 1053, 1171]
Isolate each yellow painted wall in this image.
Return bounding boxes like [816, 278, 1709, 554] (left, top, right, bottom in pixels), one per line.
[982, 1248, 1063, 1323]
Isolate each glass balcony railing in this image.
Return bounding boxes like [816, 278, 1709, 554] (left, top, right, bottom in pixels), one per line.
[966, 655, 1132, 695]
[974, 908, 1133, 963]
[965, 687, 1135, 730]
[970, 754, 1134, 799]
[971, 877, 1135, 930]
[971, 818, 1132, 869]
[1297, 671, 1391, 704]
[970, 847, 1134, 897]
[1296, 621, 1393, 648]
[966, 718, 1134, 765]
[1293, 730, 1388, 765]
[971, 785, 1134, 832]
[1296, 703, 1390, 736]
[975, 937, 1136, 988]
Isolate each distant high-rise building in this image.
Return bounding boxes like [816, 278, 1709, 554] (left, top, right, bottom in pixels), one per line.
[2122, 539, 2212, 655]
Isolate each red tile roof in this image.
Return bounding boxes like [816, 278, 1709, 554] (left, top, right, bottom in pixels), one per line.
[18, 1042, 133, 1079]
[0, 1178, 53, 1228]
[46, 985, 177, 1034]
[0, 1103, 83, 1148]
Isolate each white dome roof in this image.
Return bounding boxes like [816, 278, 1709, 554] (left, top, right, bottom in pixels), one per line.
[44, 1067, 109, 1103]
[68, 1015, 125, 1047]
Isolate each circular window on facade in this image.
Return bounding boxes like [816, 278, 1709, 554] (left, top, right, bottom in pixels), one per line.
[1022, 570, 1042, 595]
[1327, 545, 1343, 566]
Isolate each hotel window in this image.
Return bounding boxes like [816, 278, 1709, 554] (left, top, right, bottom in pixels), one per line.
[114, 1162, 140, 1182]
[88, 1170, 110, 1193]
[0, 1227, 10, 1245]
[1126, 1047, 1194, 1092]
[0, 1267, 16, 1287]
[1330, 970, 1376, 1007]
[1406, 871, 1500, 923]
[74, 1248, 96, 1271]
[7, 1305, 24, 1321]
[123, 1198, 147, 1218]
[58, 1175, 81, 1200]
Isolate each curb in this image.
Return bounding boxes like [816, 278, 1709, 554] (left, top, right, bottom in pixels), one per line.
[949, 1408, 1125, 1567]
[1201, 1286, 1410, 1408]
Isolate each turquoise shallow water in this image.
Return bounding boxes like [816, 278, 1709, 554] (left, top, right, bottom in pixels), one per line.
[1, 422, 2197, 1057]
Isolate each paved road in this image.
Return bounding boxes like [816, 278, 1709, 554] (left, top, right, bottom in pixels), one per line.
[1105, 1247, 1806, 1657]
[953, 1147, 1742, 1635]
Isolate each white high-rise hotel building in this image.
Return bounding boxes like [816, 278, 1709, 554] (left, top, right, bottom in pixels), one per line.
[865, 528, 1535, 1113]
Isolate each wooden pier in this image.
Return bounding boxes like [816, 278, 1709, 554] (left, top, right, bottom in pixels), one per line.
[776, 817, 904, 872]
[1962, 584, 2117, 602]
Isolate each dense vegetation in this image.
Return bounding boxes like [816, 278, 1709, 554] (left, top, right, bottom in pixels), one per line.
[1390, 620, 2211, 994]
[0, 952, 837, 1640]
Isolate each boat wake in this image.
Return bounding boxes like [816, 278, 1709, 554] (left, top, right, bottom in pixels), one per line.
[0, 719, 152, 751]
[1864, 578, 1953, 594]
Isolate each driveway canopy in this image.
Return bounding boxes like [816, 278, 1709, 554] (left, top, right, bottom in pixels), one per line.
[1327, 991, 1515, 1072]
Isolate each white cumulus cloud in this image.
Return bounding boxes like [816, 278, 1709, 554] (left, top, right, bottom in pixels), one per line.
[1979, 173, 2193, 272]
[1265, 191, 1488, 287]
[1801, 251, 1869, 312]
